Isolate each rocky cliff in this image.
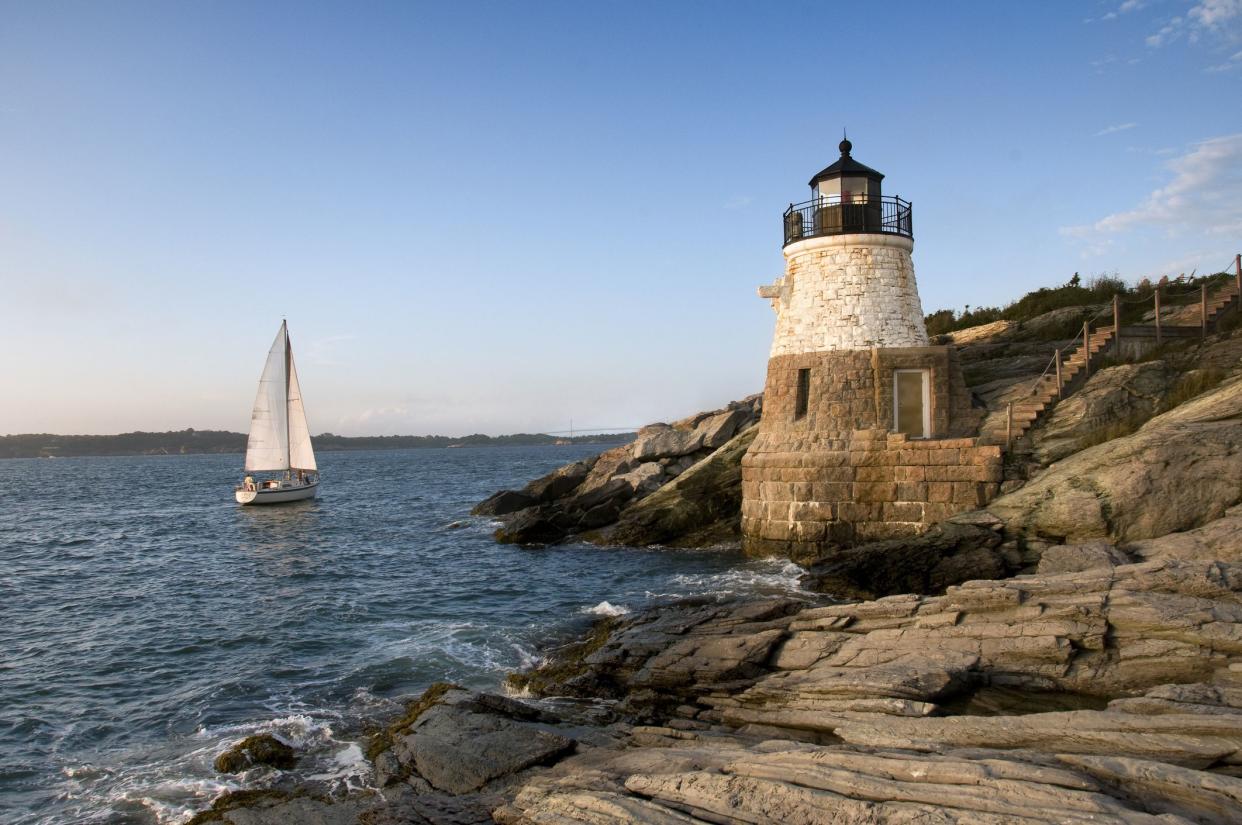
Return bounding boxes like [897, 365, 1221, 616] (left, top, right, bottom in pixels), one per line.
[473, 395, 762, 549]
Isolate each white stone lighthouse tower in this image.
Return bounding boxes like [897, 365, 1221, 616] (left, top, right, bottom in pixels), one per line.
[765, 138, 928, 357]
[741, 140, 1000, 561]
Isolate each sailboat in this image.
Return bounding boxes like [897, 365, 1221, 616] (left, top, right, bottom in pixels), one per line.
[235, 321, 320, 505]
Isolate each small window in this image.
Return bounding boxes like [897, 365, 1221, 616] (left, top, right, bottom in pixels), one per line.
[794, 368, 810, 420]
[894, 369, 931, 438]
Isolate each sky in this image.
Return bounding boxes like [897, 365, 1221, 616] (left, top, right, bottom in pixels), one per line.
[2, 1, 1240, 437]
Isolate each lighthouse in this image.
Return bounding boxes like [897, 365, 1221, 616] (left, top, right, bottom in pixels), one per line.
[741, 140, 1002, 561]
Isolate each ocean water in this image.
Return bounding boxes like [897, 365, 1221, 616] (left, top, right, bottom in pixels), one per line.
[0, 447, 804, 824]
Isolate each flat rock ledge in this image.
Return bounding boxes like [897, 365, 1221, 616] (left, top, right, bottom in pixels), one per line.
[194, 524, 1242, 823]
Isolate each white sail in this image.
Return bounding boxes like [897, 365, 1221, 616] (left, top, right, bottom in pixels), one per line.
[244, 324, 291, 472]
[286, 337, 317, 471]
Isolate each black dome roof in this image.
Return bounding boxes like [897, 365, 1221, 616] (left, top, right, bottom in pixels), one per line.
[808, 139, 884, 187]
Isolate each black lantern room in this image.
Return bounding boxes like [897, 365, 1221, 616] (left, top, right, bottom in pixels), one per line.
[808, 138, 883, 204]
[783, 139, 912, 246]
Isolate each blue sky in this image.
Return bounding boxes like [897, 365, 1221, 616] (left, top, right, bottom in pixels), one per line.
[2, 1, 1240, 436]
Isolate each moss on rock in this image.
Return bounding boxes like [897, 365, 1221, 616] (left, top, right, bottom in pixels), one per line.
[364, 681, 459, 762]
[506, 617, 619, 697]
[212, 733, 296, 774]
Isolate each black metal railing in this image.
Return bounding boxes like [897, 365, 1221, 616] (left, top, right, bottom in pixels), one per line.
[782, 195, 913, 246]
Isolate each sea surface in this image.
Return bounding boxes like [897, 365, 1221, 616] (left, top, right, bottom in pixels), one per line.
[0, 447, 804, 824]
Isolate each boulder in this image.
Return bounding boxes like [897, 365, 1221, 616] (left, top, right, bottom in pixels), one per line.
[471, 489, 535, 517]
[212, 733, 297, 774]
[522, 460, 592, 502]
[398, 703, 575, 794]
[988, 376, 1242, 545]
[615, 462, 664, 496]
[576, 444, 634, 495]
[493, 507, 567, 545]
[1034, 362, 1175, 463]
[632, 427, 704, 461]
[565, 477, 634, 513]
[799, 520, 1009, 599]
[373, 687, 576, 796]
[592, 427, 757, 549]
[694, 408, 750, 449]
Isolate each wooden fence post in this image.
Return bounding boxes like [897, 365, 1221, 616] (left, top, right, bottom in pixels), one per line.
[1202, 284, 1209, 338]
[1154, 286, 1162, 345]
[1113, 294, 1121, 353]
[1083, 322, 1091, 379]
[1235, 253, 1241, 296]
[1054, 348, 1062, 399]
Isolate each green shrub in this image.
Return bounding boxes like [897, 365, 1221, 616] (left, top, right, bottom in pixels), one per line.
[925, 269, 1236, 338]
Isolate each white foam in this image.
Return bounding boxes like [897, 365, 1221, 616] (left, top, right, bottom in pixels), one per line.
[579, 600, 631, 617]
[652, 559, 807, 600]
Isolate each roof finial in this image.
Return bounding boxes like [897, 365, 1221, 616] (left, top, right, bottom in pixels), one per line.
[839, 128, 852, 157]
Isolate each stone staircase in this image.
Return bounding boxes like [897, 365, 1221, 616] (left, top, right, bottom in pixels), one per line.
[977, 277, 1240, 450]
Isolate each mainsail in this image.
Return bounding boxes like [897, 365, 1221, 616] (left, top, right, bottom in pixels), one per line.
[243, 322, 317, 472]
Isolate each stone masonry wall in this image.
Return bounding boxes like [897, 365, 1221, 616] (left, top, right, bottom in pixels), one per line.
[741, 430, 1003, 563]
[761, 234, 928, 358]
[741, 348, 997, 561]
[761, 348, 981, 439]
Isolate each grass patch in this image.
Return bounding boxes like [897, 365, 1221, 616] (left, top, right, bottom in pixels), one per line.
[1161, 368, 1227, 411]
[1061, 366, 1228, 452]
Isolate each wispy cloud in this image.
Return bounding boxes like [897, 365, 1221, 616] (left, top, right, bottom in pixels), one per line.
[722, 195, 752, 210]
[306, 333, 357, 366]
[1147, 0, 1242, 47]
[1095, 122, 1138, 137]
[1206, 48, 1242, 69]
[1062, 132, 1242, 238]
[1086, 0, 1147, 23]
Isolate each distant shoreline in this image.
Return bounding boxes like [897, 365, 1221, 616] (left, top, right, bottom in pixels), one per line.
[0, 429, 635, 460]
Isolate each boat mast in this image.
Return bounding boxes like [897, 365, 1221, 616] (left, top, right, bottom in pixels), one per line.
[283, 320, 292, 471]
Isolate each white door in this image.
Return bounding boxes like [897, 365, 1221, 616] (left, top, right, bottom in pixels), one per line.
[894, 369, 931, 439]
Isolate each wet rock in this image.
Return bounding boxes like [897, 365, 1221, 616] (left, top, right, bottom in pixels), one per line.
[375, 688, 576, 795]
[399, 703, 575, 794]
[800, 520, 1008, 599]
[212, 733, 297, 774]
[522, 461, 592, 503]
[186, 789, 368, 825]
[471, 489, 535, 517]
[493, 506, 567, 545]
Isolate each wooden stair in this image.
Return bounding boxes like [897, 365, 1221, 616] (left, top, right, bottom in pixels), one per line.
[1204, 283, 1240, 325]
[978, 326, 1116, 446]
[977, 277, 1240, 451]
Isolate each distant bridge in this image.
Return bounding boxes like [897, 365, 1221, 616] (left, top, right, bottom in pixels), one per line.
[540, 426, 640, 436]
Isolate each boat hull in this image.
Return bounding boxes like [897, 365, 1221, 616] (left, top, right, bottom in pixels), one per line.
[235, 481, 319, 505]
